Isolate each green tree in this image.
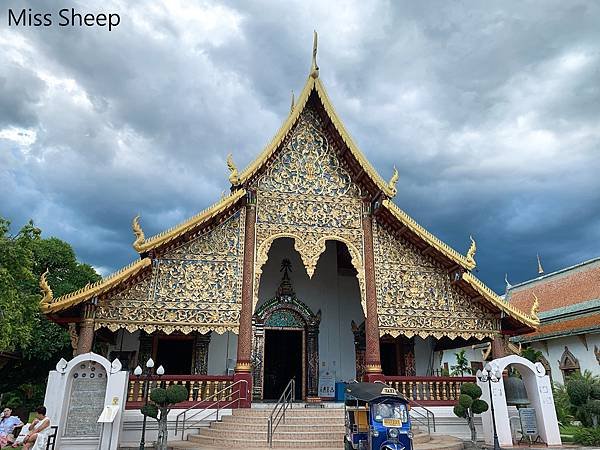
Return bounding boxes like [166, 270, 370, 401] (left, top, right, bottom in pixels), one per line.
[453, 382, 489, 442]
[0, 218, 40, 351]
[566, 370, 600, 427]
[451, 349, 473, 376]
[520, 346, 543, 364]
[141, 384, 189, 450]
[0, 217, 100, 411]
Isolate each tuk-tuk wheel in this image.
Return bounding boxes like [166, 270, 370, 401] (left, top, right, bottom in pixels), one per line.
[344, 436, 353, 450]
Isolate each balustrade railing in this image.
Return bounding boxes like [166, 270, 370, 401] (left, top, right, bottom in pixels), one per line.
[383, 376, 476, 406]
[126, 374, 235, 409]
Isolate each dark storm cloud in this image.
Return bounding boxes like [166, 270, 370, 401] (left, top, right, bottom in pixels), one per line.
[1, 0, 599, 290]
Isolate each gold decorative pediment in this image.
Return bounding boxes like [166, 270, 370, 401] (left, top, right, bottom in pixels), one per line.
[252, 107, 366, 313]
[373, 222, 500, 340]
[95, 210, 245, 334]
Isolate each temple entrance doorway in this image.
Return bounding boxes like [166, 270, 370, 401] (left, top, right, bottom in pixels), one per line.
[253, 238, 364, 400]
[155, 337, 193, 374]
[263, 329, 303, 399]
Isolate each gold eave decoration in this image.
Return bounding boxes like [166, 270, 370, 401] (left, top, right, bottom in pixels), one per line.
[132, 189, 246, 253]
[381, 199, 476, 270]
[40, 258, 152, 314]
[39, 269, 53, 308]
[461, 271, 539, 329]
[236, 76, 395, 197]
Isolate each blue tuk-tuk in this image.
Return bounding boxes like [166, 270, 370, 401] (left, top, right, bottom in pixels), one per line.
[344, 382, 413, 450]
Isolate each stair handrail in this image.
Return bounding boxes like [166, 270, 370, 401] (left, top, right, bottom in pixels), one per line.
[174, 379, 249, 439]
[267, 378, 295, 447]
[409, 398, 436, 434]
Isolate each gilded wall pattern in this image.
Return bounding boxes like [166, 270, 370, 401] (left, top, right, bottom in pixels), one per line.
[95, 210, 245, 334]
[373, 222, 500, 339]
[253, 107, 366, 312]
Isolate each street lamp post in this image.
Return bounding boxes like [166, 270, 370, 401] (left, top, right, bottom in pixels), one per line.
[477, 364, 502, 450]
[134, 358, 165, 450]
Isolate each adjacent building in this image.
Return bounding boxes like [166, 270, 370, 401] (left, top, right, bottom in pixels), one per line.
[509, 257, 600, 384]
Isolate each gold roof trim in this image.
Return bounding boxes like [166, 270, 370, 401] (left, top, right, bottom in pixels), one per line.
[462, 271, 539, 328]
[382, 199, 475, 270]
[236, 76, 395, 197]
[41, 258, 152, 314]
[133, 189, 246, 253]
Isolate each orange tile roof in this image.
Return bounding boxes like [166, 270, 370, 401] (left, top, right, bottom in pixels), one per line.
[508, 260, 600, 314]
[517, 313, 600, 341]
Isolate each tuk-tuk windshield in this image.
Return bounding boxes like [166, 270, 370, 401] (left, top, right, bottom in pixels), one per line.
[372, 402, 408, 423]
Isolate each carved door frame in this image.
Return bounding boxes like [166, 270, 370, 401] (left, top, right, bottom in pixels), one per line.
[252, 298, 320, 400]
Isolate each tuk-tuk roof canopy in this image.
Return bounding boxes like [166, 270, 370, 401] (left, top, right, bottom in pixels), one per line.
[345, 382, 408, 403]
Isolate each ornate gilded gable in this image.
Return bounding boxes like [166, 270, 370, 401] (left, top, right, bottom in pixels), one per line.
[256, 108, 360, 198]
[95, 209, 245, 334]
[252, 106, 366, 312]
[373, 221, 500, 340]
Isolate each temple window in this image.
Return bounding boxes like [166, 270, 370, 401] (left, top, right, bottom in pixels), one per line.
[558, 346, 580, 379]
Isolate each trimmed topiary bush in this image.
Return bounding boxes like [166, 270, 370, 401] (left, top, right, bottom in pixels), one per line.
[453, 382, 488, 443]
[141, 384, 189, 450]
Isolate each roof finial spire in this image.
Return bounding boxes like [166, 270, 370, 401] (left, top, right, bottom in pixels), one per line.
[290, 90, 295, 114]
[537, 253, 544, 275]
[310, 30, 319, 79]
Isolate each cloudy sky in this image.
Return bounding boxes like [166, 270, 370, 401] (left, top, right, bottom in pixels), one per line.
[1, 0, 599, 293]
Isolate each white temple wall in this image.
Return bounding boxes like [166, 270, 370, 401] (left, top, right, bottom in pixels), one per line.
[439, 346, 483, 374]
[531, 333, 600, 385]
[257, 239, 364, 382]
[207, 331, 238, 375]
[414, 336, 435, 376]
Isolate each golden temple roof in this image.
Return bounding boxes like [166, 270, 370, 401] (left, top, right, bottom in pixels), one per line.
[133, 189, 246, 253]
[40, 258, 152, 314]
[381, 199, 536, 328]
[462, 271, 539, 328]
[381, 199, 476, 270]
[236, 76, 396, 197]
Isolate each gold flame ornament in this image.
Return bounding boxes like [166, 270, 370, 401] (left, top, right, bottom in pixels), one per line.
[466, 235, 477, 267]
[132, 215, 146, 252]
[227, 153, 239, 185]
[531, 293, 540, 319]
[388, 166, 399, 196]
[39, 269, 53, 308]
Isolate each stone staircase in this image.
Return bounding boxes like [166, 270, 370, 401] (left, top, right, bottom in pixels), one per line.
[168, 406, 464, 449]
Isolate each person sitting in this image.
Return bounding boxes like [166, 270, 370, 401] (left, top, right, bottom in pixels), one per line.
[14, 406, 51, 450]
[0, 408, 24, 448]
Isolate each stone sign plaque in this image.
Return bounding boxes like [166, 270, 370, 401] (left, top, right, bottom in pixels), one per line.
[64, 363, 107, 437]
[519, 407, 538, 437]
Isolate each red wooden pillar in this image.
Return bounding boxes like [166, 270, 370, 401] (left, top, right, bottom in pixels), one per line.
[492, 334, 508, 359]
[362, 204, 384, 382]
[76, 302, 96, 355]
[234, 192, 256, 406]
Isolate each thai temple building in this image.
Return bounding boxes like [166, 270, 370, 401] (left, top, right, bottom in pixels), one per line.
[509, 256, 600, 385]
[39, 37, 539, 408]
